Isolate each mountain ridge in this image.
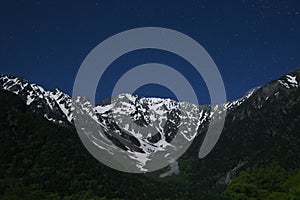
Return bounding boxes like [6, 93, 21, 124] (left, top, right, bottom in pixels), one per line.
[0, 73, 255, 172]
[1, 68, 300, 173]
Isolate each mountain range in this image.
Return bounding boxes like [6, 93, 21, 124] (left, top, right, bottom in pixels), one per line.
[0, 68, 299, 199]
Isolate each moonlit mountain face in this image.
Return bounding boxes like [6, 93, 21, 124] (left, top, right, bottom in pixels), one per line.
[0, 69, 299, 172]
[72, 94, 214, 172]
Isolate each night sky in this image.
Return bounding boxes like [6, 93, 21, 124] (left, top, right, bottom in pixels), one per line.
[0, 0, 299, 104]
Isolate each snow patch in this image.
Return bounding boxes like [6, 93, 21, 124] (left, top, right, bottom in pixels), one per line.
[286, 75, 297, 85]
[159, 161, 180, 178]
[94, 103, 115, 113]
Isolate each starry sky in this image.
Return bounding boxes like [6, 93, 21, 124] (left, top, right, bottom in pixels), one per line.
[0, 0, 299, 104]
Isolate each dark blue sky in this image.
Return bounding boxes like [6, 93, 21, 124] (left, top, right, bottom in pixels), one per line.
[0, 0, 299, 104]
